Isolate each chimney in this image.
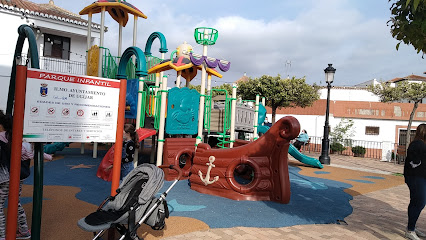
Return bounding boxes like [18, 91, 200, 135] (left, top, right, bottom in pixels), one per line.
[49, 0, 54, 5]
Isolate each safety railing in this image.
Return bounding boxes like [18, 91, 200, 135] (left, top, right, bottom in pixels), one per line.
[302, 136, 384, 160]
[145, 55, 162, 82]
[21, 54, 86, 75]
[100, 47, 137, 79]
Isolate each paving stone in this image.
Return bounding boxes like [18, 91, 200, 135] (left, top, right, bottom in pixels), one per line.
[161, 157, 425, 240]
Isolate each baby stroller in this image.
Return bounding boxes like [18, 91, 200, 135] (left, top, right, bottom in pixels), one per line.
[78, 163, 182, 240]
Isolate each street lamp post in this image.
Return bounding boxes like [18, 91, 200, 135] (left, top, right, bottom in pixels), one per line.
[319, 64, 336, 165]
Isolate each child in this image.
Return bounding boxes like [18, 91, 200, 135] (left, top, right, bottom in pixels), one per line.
[120, 124, 139, 179]
[103, 124, 139, 180]
[0, 111, 31, 240]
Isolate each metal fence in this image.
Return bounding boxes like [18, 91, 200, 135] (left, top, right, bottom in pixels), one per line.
[302, 136, 383, 160]
[22, 54, 86, 75]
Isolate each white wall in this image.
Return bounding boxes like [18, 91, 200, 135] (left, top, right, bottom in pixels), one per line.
[319, 88, 380, 102]
[0, 8, 100, 112]
[272, 113, 425, 145]
[0, 10, 31, 112]
[36, 28, 88, 62]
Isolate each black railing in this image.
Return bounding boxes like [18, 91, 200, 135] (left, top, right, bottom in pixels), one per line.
[22, 54, 86, 75]
[303, 136, 384, 160]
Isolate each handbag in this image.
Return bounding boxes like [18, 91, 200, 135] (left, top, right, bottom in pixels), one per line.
[0, 140, 31, 180]
[20, 159, 31, 180]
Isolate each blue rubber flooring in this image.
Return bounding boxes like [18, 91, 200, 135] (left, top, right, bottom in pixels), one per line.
[24, 147, 354, 228]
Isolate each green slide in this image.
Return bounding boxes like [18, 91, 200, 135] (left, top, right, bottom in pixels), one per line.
[288, 144, 323, 169]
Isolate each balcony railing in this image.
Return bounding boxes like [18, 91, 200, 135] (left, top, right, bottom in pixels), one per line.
[22, 54, 86, 75]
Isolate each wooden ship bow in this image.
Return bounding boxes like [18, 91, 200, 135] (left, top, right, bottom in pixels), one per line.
[190, 116, 300, 204]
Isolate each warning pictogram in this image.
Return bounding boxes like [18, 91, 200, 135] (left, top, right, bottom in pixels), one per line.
[47, 107, 55, 115]
[62, 108, 70, 116]
[77, 109, 84, 117]
[31, 107, 39, 114]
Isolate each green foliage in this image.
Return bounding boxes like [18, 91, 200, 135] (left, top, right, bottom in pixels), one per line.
[351, 146, 366, 155]
[237, 75, 320, 122]
[388, 0, 426, 56]
[187, 83, 233, 97]
[330, 142, 345, 153]
[330, 118, 355, 146]
[212, 83, 233, 97]
[187, 84, 201, 93]
[368, 81, 426, 103]
[368, 80, 426, 154]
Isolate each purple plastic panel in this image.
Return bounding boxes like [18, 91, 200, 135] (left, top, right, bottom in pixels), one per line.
[190, 52, 204, 66]
[205, 58, 219, 68]
[218, 61, 231, 72]
[189, 52, 231, 72]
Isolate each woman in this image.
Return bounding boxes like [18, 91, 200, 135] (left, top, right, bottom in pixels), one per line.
[404, 124, 426, 240]
[0, 111, 31, 240]
[293, 129, 309, 151]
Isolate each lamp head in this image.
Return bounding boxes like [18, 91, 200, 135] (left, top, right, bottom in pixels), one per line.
[324, 64, 336, 84]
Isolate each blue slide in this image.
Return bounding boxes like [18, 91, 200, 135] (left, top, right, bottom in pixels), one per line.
[288, 144, 323, 169]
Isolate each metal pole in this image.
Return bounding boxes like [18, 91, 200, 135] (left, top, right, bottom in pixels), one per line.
[97, 7, 105, 78]
[319, 82, 331, 165]
[31, 142, 43, 240]
[156, 75, 168, 166]
[133, 16, 137, 47]
[6, 64, 26, 240]
[253, 95, 260, 140]
[118, 20, 122, 57]
[196, 43, 208, 146]
[86, 12, 92, 75]
[229, 84, 237, 148]
[176, 71, 181, 87]
[111, 79, 127, 195]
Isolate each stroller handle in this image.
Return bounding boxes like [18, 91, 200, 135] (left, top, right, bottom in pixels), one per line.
[158, 165, 182, 180]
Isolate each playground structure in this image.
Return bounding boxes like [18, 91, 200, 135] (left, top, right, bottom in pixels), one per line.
[4, 1, 324, 239]
[190, 116, 300, 203]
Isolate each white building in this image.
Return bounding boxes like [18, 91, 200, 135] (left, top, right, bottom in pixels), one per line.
[267, 75, 426, 161]
[0, 0, 102, 111]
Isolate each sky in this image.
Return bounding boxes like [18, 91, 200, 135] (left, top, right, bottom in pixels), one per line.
[31, 0, 425, 87]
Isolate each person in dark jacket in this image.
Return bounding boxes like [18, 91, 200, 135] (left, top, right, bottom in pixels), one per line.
[293, 129, 309, 151]
[404, 124, 426, 240]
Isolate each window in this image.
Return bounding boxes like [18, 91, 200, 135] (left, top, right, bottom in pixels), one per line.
[365, 126, 379, 135]
[43, 34, 70, 60]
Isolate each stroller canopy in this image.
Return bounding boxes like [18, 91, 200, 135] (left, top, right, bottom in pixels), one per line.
[113, 164, 165, 208]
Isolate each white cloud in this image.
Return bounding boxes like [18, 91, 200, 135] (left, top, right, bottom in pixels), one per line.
[30, 0, 425, 86]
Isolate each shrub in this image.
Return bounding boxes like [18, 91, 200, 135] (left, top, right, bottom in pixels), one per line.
[351, 146, 366, 156]
[330, 142, 345, 153]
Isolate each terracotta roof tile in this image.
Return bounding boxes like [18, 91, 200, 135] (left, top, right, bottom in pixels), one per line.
[387, 74, 426, 83]
[0, 0, 101, 28]
[235, 75, 249, 83]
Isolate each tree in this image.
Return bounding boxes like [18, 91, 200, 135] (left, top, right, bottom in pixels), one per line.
[388, 0, 426, 56]
[237, 75, 320, 123]
[211, 83, 233, 97]
[330, 118, 355, 148]
[187, 83, 233, 97]
[187, 83, 201, 93]
[368, 81, 426, 151]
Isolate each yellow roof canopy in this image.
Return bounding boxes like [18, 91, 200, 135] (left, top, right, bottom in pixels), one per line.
[79, 1, 147, 26]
